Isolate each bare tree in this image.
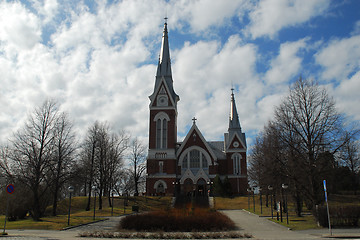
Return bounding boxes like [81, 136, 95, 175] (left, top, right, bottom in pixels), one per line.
[49, 112, 76, 216]
[340, 135, 360, 194]
[79, 122, 129, 210]
[9, 100, 59, 220]
[250, 77, 358, 215]
[274, 78, 359, 209]
[128, 138, 146, 196]
[81, 122, 100, 211]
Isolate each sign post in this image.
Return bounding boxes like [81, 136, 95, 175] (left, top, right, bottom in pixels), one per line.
[3, 184, 15, 235]
[323, 180, 332, 236]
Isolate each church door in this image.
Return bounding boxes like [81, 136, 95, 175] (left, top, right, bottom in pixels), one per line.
[197, 178, 206, 196]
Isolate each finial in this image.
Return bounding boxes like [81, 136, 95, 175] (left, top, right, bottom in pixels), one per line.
[164, 17, 168, 24]
[231, 87, 234, 94]
[192, 117, 197, 125]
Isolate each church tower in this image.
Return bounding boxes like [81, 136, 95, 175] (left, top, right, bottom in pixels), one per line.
[224, 89, 247, 194]
[146, 21, 179, 195]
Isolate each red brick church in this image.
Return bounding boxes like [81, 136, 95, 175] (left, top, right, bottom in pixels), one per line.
[146, 21, 247, 196]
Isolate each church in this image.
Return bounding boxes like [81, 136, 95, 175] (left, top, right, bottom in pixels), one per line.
[146, 21, 248, 196]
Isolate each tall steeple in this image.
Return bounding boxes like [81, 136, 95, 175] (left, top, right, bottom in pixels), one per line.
[157, 20, 172, 77]
[229, 88, 241, 132]
[151, 19, 179, 104]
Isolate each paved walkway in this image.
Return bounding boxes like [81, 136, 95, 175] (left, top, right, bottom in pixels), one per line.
[221, 210, 360, 240]
[3, 210, 360, 239]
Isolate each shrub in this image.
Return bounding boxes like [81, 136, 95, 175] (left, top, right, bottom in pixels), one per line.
[314, 205, 360, 227]
[119, 208, 236, 232]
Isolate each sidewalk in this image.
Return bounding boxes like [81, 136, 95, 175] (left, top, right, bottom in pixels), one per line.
[3, 211, 360, 239]
[222, 210, 360, 240]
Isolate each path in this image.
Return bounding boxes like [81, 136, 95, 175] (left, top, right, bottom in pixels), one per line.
[222, 210, 360, 240]
[4, 211, 360, 239]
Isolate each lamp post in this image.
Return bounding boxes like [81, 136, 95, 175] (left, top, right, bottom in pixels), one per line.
[67, 186, 74, 226]
[282, 183, 289, 224]
[252, 187, 256, 213]
[247, 188, 252, 210]
[259, 187, 263, 215]
[111, 189, 115, 216]
[92, 186, 98, 220]
[268, 185, 274, 219]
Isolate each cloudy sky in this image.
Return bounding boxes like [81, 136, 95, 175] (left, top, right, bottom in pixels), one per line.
[1, 0, 360, 148]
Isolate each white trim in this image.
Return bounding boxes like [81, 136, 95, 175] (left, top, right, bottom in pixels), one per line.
[154, 112, 170, 121]
[153, 179, 168, 190]
[178, 146, 212, 167]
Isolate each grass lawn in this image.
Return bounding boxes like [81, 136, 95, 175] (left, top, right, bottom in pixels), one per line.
[0, 196, 172, 230]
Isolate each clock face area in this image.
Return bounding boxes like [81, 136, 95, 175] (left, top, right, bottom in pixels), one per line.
[157, 96, 168, 107]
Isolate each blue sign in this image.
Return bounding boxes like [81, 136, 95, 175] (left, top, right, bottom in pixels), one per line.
[6, 184, 14, 194]
[323, 180, 327, 192]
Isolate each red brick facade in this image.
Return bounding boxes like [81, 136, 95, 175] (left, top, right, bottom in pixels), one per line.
[146, 22, 247, 196]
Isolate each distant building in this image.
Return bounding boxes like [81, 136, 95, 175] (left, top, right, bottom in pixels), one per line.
[146, 21, 247, 196]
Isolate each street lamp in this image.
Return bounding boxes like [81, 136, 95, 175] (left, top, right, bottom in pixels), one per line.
[268, 185, 274, 219]
[259, 187, 263, 215]
[252, 187, 256, 213]
[282, 183, 289, 224]
[92, 186, 98, 220]
[67, 186, 74, 226]
[111, 189, 115, 216]
[247, 188, 252, 210]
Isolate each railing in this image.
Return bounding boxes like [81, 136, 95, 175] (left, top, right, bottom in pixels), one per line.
[155, 152, 167, 158]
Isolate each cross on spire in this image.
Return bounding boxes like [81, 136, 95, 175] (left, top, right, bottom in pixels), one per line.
[192, 117, 197, 125]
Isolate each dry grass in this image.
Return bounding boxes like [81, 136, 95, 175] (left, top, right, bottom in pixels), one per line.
[1, 196, 172, 230]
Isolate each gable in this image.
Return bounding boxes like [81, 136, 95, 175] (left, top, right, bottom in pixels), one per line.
[227, 132, 246, 151]
[149, 76, 176, 108]
[177, 124, 217, 162]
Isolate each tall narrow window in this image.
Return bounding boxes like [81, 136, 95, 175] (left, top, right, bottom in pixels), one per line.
[156, 119, 162, 149]
[190, 150, 200, 168]
[154, 112, 169, 149]
[233, 154, 241, 175]
[162, 119, 167, 148]
[202, 153, 208, 168]
[182, 154, 188, 169]
[159, 161, 163, 174]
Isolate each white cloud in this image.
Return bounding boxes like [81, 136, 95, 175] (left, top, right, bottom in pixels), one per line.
[170, 0, 247, 33]
[246, 0, 330, 39]
[265, 38, 308, 85]
[315, 34, 360, 81]
[173, 35, 264, 140]
[0, 2, 41, 50]
[333, 71, 360, 121]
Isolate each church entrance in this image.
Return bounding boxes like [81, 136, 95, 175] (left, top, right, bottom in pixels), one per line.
[196, 178, 207, 196]
[183, 178, 194, 196]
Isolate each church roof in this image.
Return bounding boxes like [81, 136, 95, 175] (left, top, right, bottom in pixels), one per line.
[207, 141, 226, 159]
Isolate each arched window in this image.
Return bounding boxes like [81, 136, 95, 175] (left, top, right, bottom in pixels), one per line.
[180, 148, 211, 172]
[154, 112, 170, 149]
[233, 154, 242, 175]
[190, 150, 200, 168]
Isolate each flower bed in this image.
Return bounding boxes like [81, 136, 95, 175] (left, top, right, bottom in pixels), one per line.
[119, 208, 236, 232]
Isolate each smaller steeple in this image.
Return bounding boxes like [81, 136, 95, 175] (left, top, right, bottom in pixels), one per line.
[229, 88, 241, 132]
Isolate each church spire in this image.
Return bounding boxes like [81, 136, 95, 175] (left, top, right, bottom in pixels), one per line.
[229, 88, 241, 132]
[156, 20, 172, 77]
[151, 19, 179, 104]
